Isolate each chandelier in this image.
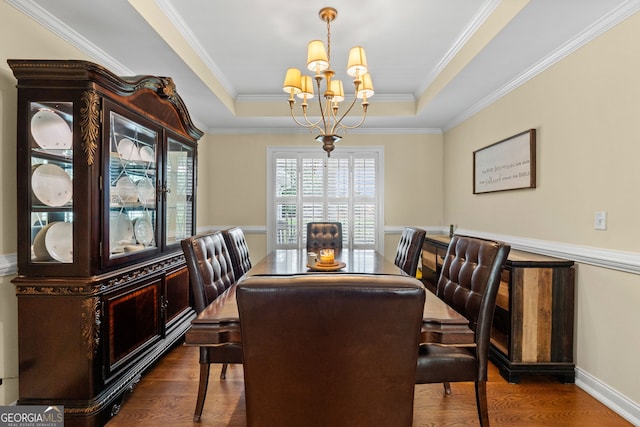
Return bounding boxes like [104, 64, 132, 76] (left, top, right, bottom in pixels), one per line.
[282, 7, 374, 157]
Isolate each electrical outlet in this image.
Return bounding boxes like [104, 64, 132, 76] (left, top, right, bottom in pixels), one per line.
[594, 211, 607, 230]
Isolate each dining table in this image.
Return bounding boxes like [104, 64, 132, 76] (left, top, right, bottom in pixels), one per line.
[184, 248, 475, 348]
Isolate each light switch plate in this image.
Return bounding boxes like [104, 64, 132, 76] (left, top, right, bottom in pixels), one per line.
[594, 211, 607, 230]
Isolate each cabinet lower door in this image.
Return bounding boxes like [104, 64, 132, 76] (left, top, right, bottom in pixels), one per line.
[103, 276, 163, 377]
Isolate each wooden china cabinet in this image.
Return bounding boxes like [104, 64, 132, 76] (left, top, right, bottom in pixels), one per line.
[8, 59, 203, 426]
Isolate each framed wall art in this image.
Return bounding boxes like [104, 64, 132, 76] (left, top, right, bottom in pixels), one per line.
[473, 129, 536, 194]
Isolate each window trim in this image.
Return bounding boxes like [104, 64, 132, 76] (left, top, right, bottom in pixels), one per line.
[267, 146, 384, 253]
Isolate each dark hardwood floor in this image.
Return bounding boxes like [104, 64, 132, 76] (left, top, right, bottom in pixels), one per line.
[106, 343, 631, 427]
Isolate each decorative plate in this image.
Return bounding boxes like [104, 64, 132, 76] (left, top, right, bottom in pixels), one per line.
[117, 138, 139, 161]
[30, 109, 72, 149]
[136, 177, 155, 205]
[44, 221, 73, 263]
[33, 222, 55, 260]
[110, 212, 134, 251]
[139, 145, 155, 162]
[31, 163, 73, 207]
[134, 217, 154, 246]
[115, 176, 138, 203]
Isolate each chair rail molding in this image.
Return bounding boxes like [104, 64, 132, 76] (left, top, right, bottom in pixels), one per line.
[456, 228, 640, 275]
[0, 253, 17, 277]
[199, 226, 640, 275]
[385, 226, 640, 275]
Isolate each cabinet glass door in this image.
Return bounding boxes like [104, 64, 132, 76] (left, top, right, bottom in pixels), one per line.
[165, 137, 195, 247]
[107, 111, 158, 259]
[29, 101, 74, 264]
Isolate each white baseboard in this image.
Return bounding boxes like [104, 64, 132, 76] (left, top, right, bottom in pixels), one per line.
[576, 367, 640, 426]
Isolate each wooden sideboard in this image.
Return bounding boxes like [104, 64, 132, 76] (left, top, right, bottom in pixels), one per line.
[421, 235, 575, 383]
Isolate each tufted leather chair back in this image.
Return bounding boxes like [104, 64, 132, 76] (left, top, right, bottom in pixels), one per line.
[181, 231, 236, 314]
[394, 227, 426, 276]
[238, 274, 425, 427]
[223, 227, 252, 279]
[436, 235, 510, 375]
[306, 222, 343, 251]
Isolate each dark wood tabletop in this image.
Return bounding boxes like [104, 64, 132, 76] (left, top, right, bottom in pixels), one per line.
[185, 249, 474, 347]
[245, 249, 404, 275]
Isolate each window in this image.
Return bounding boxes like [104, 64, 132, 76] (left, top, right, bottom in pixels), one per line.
[267, 147, 383, 251]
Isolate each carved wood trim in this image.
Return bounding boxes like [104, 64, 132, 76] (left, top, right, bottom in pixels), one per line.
[15, 284, 102, 295]
[82, 297, 101, 359]
[80, 90, 100, 166]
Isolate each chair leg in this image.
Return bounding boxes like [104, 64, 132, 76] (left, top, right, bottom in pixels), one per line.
[194, 363, 211, 422]
[475, 380, 490, 427]
[220, 362, 229, 380]
[443, 382, 452, 395]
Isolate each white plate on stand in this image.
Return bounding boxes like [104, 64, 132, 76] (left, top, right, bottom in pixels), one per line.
[136, 177, 155, 205]
[117, 138, 139, 161]
[134, 217, 154, 246]
[45, 222, 73, 262]
[31, 163, 73, 207]
[110, 212, 134, 252]
[139, 145, 155, 162]
[30, 109, 72, 149]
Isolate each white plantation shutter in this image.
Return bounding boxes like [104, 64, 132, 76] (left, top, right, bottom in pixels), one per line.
[274, 156, 298, 247]
[268, 147, 383, 250]
[353, 156, 377, 246]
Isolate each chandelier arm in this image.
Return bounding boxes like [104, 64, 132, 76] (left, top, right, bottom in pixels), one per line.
[315, 76, 332, 135]
[289, 107, 323, 130]
[335, 107, 367, 130]
[301, 108, 326, 132]
[330, 93, 361, 133]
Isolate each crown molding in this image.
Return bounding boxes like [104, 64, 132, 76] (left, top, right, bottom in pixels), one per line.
[444, 0, 640, 132]
[206, 127, 441, 135]
[416, 0, 502, 96]
[5, 0, 133, 76]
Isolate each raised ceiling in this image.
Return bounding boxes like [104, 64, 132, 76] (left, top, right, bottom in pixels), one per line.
[7, 0, 639, 134]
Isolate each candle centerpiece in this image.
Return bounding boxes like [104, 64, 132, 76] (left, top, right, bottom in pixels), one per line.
[319, 248, 335, 265]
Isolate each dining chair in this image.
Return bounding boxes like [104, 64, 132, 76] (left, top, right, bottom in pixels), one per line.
[181, 231, 243, 422]
[222, 226, 252, 279]
[394, 226, 426, 276]
[306, 221, 343, 251]
[237, 274, 426, 427]
[415, 235, 510, 427]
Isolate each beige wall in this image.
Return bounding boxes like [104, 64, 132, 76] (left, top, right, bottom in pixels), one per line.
[197, 133, 443, 261]
[0, 1, 94, 405]
[442, 11, 640, 406]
